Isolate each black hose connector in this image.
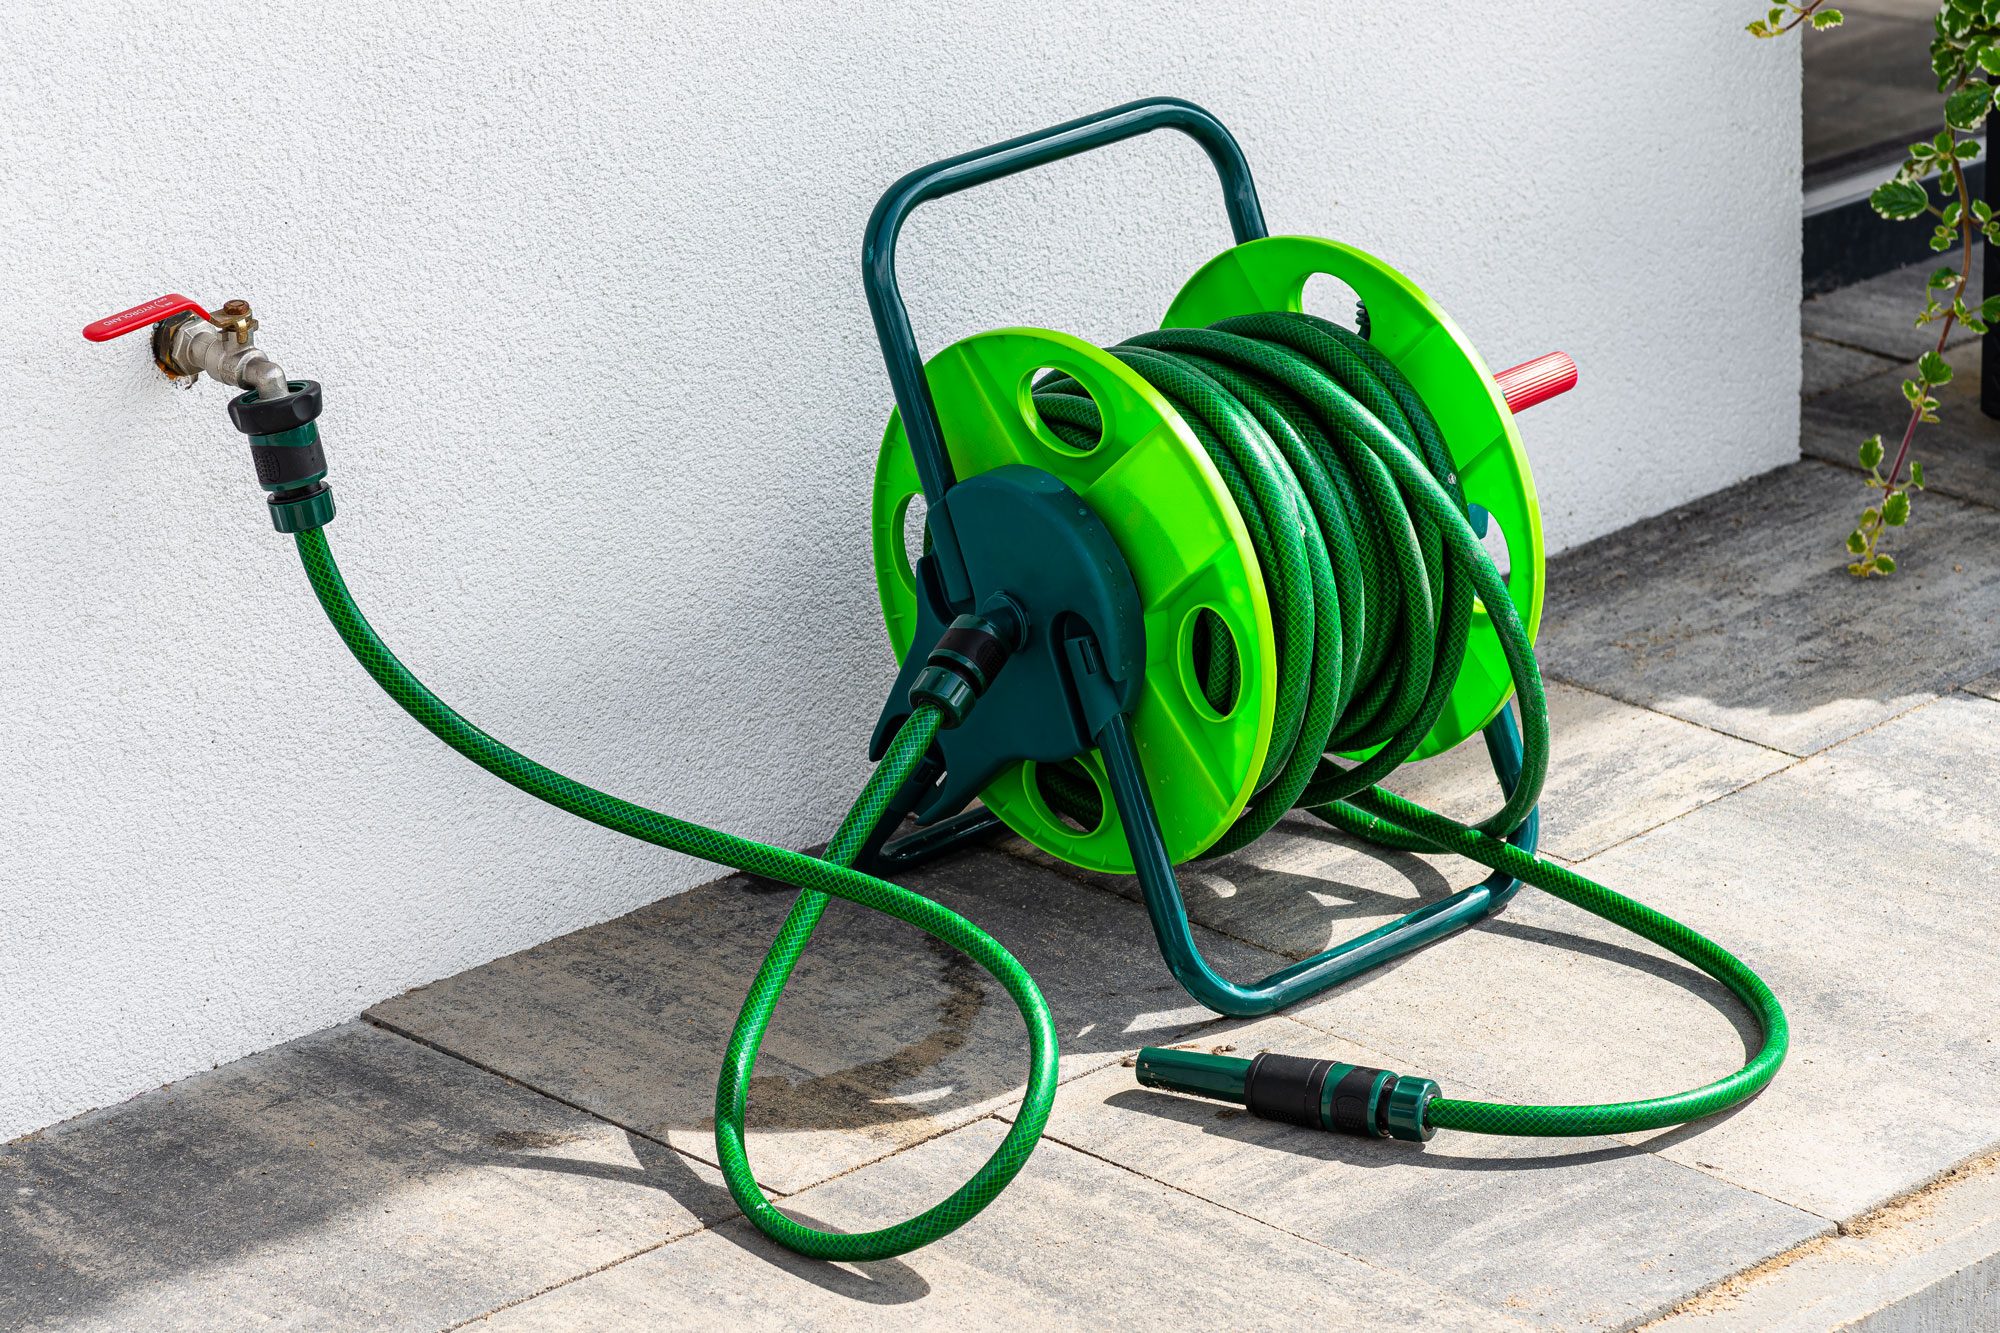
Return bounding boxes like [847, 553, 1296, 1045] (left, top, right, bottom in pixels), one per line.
[227, 380, 333, 534]
[1136, 1045, 1439, 1142]
[909, 606, 1020, 728]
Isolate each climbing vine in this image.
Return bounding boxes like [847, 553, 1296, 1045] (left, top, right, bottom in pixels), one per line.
[1754, 1, 2000, 576]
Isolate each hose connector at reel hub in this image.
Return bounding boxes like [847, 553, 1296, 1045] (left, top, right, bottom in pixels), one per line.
[909, 600, 1025, 727]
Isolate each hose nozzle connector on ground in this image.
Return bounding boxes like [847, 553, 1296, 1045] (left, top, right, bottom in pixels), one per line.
[908, 599, 1025, 728]
[1135, 1046, 1439, 1142]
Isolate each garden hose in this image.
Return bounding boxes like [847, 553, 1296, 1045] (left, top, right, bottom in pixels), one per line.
[293, 527, 1058, 1261]
[1028, 311, 1786, 1138]
[95, 95, 1788, 1266]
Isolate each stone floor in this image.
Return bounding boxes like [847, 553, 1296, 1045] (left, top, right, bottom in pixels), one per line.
[7, 264, 2000, 1330]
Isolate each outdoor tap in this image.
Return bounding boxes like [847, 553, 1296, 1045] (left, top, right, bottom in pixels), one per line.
[83, 293, 293, 404]
[84, 293, 331, 534]
[156, 301, 292, 403]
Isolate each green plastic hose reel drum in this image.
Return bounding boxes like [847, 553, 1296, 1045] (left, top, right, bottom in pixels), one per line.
[872, 238, 1546, 870]
[1163, 235, 1546, 764]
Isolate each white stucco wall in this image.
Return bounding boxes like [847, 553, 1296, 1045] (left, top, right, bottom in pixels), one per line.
[0, 3, 1801, 1142]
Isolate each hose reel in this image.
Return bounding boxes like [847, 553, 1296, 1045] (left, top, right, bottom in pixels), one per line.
[860, 98, 1559, 1015]
[84, 95, 1784, 1268]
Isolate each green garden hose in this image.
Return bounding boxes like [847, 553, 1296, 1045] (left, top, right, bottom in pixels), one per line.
[293, 527, 1058, 1260]
[284, 303, 1782, 1262]
[1037, 311, 1787, 1137]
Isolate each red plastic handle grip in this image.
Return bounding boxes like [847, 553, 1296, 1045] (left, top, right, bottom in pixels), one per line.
[82, 294, 211, 342]
[1494, 351, 1577, 414]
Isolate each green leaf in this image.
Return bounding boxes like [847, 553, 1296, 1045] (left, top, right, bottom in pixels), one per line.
[1975, 200, 1992, 223]
[1768, 5, 1785, 23]
[1944, 199, 1966, 226]
[1812, 8, 1843, 27]
[1946, 83, 1994, 129]
[1920, 349, 1955, 384]
[1982, 46, 2000, 74]
[1930, 264, 1959, 288]
[1959, 138, 1985, 160]
[1931, 230, 1956, 251]
[1875, 553, 1898, 574]
[1847, 529, 1868, 554]
[1747, 18, 1771, 35]
[1860, 434, 1885, 468]
[1885, 492, 1912, 525]
[1873, 178, 1932, 219]
[1904, 377, 1926, 402]
[1911, 460, 1927, 487]
[1861, 507, 1881, 525]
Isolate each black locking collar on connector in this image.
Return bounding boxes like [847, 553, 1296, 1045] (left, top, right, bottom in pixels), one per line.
[908, 597, 1027, 728]
[1135, 1045, 1439, 1142]
[226, 380, 335, 534]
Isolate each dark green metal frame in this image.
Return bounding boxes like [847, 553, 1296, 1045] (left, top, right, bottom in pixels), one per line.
[859, 97, 1538, 1017]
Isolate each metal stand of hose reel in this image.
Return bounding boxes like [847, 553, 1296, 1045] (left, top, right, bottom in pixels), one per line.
[854, 97, 1575, 1018]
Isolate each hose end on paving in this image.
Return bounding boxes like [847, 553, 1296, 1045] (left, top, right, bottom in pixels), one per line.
[1136, 1047, 1440, 1142]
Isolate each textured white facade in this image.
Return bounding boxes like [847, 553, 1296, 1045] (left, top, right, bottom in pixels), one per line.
[0, 2, 1801, 1140]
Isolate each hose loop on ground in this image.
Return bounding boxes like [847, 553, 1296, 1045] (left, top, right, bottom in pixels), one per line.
[1038, 311, 1784, 1136]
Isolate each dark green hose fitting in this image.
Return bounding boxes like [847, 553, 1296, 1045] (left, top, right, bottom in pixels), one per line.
[228, 380, 334, 533]
[909, 610, 1016, 727]
[1136, 1045, 1439, 1142]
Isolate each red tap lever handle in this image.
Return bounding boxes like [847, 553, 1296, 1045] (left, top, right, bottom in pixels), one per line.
[1494, 351, 1577, 414]
[82, 294, 212, 342]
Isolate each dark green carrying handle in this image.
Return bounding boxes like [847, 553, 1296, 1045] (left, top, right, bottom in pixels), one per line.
[862, 96, 1269, 608]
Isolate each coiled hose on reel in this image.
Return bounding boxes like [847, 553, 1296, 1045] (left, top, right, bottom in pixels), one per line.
[286, 304, 1785, 1263]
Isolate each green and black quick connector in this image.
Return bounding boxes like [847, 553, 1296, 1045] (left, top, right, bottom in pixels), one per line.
[227, 380, 334, 533]
[1135, 1046, 1439, 1142]
[908, 599, 1026, 727]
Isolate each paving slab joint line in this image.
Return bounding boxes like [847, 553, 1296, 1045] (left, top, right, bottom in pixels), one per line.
[1571, 752, 1811, 866]
[1532, 674, 1807, 760]
[1029, 1117, 1506, 1317]
[1805, 394, 2000, 516]
[441, 1232, 689, 1332]
[1545, 649, 1978, 763]
[364, 1011, 1056, 1209]
[359, 1013, 761, 1204]
[1800, 330, 1911, 362]
[1641, 1143, 2000, 1327]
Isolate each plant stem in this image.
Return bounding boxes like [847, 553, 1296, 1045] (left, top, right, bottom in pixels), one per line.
[1778, 1, 1832, 35]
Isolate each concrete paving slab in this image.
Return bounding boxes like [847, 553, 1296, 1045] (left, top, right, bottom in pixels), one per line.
[1536, 460, 2000, 756]
[1802, 336, 1900, 400]
[0, 1022, 728, 1333]
[368, 850, 1285, 1197]
[1652, 1149, 2000, 1331]
[1966, 672, 2000, 701]
[478, 1116, 1515, 1331]
[1800, 255, 1981, 362]
[1803, 339, 2000, 511]
[1001, 683, 1786, 988]
[1382, 682, 1792, 862]
[1562, 693, 2000, 1221]
[1016, 1018, 1827, 1332]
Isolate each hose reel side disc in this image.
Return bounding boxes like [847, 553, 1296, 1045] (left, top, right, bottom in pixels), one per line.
[871, 327, 1275, 871]
[1163, 236, 1545, 762]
